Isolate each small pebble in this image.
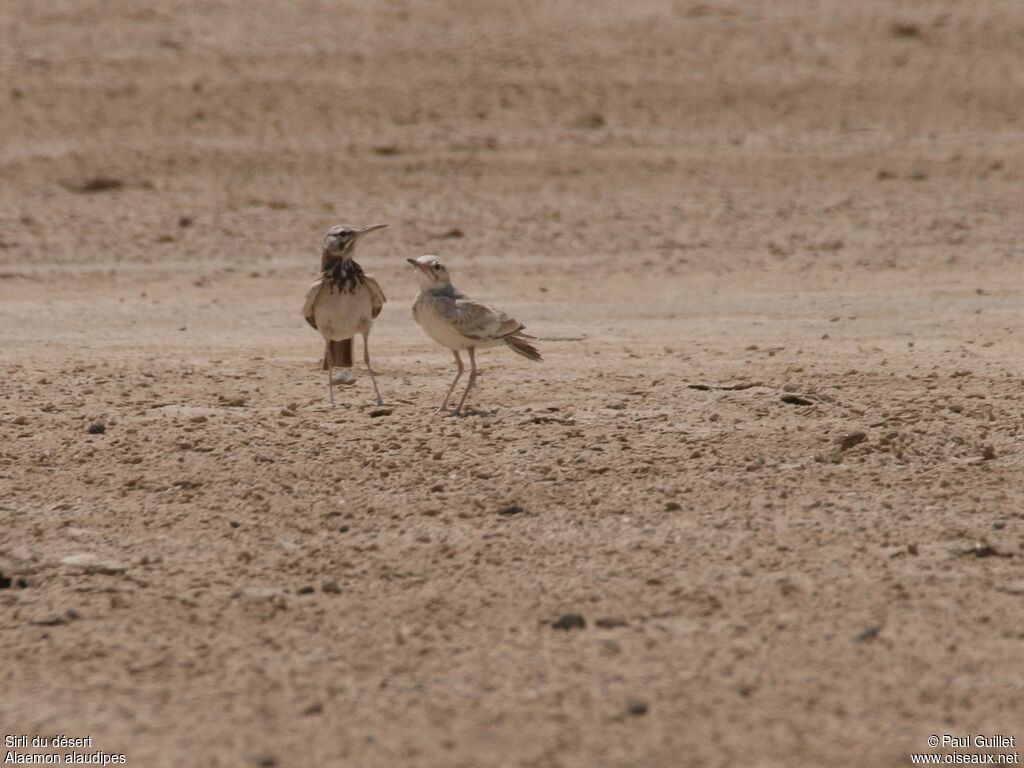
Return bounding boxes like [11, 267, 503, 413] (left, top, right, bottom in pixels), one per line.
[835, 431, 868, 451]
[853, 624, 883, 642]
[552, 613, 586, 631]
[781, 394, 813, 406]
[60, 553, 127, 574]
[627, 700, 649, 716]
[997, 581, 1024, 596]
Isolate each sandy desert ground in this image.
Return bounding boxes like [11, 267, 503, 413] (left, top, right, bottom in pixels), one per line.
[1, 1, 1023, 766]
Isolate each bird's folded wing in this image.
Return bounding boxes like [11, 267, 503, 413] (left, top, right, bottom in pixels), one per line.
[364, 274, 387, 319]
[446, 298, 523, 341]
[303, 275, 326, 329]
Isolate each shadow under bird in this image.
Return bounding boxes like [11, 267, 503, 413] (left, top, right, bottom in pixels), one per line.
[408, 254, 541, 416]
[303, 224, 388, 406]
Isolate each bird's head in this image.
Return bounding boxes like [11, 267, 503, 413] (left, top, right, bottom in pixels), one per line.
[322, 223, 387, 259]
[407, 255, 451, 288]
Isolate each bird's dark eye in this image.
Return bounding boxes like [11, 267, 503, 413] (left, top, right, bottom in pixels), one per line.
[433, 265, 440, 270]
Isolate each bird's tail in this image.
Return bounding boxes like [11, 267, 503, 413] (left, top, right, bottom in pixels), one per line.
[504, 333, 542, 361]
[322, 339, 353, 369]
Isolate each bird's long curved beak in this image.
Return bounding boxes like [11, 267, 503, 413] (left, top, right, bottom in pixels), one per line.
[406, 257, 427, 273]
[357, 223, 388, 237]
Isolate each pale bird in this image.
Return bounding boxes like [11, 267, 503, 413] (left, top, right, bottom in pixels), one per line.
[303, 224, 388, 406]
[408, 255, 541, 415]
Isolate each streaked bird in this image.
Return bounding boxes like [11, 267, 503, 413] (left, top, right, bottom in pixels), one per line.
[408, 254, 541, 415]
[303, 224, 388, 406]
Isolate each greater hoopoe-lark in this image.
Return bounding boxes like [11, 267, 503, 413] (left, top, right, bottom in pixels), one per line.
[303, 224, 388, 406]
[407, 255, 541, 415]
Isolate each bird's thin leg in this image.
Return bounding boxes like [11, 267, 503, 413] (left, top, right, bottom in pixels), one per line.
[362, 331, 383, 406]
[326, 342, 335, 407]
[453, 347, 477, 416]
[439, 350, 464, 413]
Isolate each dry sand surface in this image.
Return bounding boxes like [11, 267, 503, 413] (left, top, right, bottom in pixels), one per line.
[2, 1, 1023, 766]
